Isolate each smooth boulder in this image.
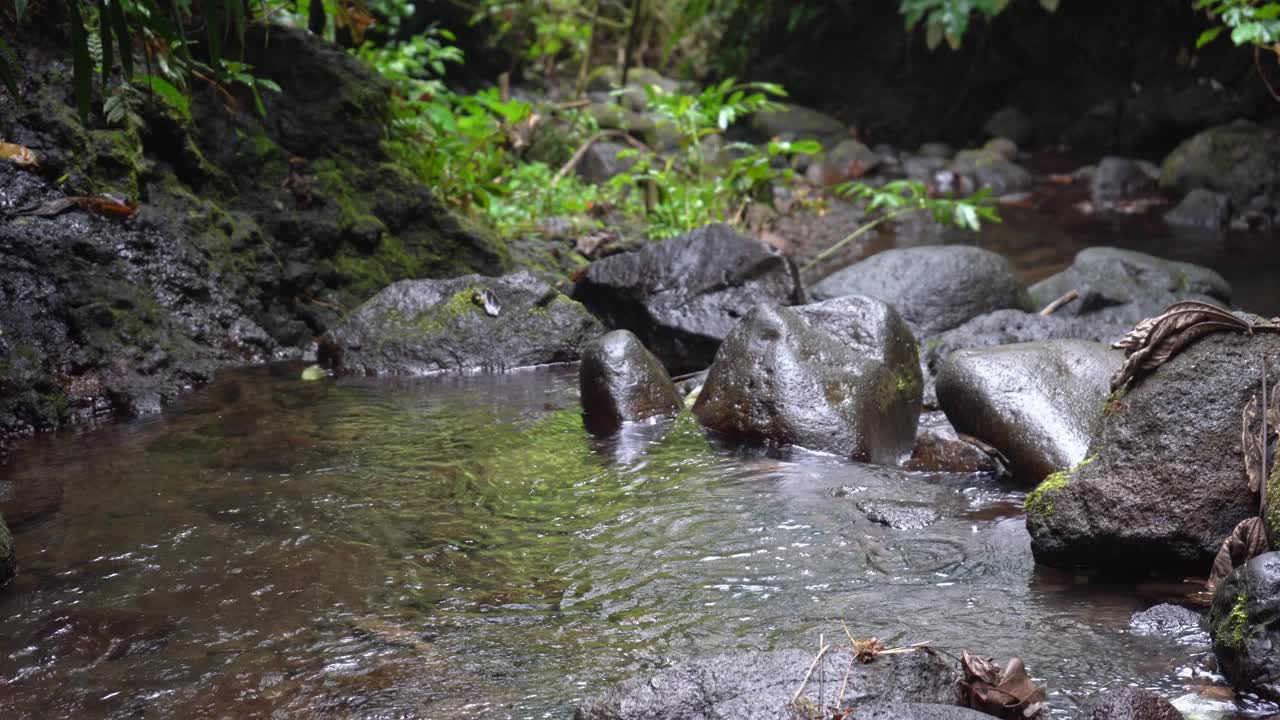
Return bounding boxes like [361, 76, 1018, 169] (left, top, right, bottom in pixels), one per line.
[692, 296, 921, 464]
[1160, 120, 1280, 203]
[1028, 247, 1230, 315]
[579, 331, 682, 435]
[1090, 157, 1158, 204]
[811, 246, 1027, 338]
[748, 103, 847, 144]
[1209, 552, 1280, 703]
[574, 648, 959, 720]
[950, 145, 1032, 195]
[1164, 188, 1231, 228]
[574, 224, 802, 373]
[319, 272, 603, 375]
[936, 340, 1120, 484]
[1027, 330, 1280, 573]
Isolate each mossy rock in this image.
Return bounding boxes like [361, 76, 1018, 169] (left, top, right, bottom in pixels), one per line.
[1209, 552, 1280, 702]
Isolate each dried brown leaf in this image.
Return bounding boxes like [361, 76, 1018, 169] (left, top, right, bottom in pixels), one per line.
[1111, 302, 1252, 391]
[1208, 517, 1268, 591]
[0, 140, 38, 169]
[1245, 395, 1265, 493]
[852, 637, 885, 664]
[961, 651, 1049, 720]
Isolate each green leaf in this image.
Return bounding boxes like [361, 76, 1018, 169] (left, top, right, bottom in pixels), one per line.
[136, 73, 190, 119]
[1039, 0, 1059, 11]
[206, 0, 224, 70]
[0, 37, 20, 101]
[1197, 26, 1224, 48]
[14, 0, 28, 21]
[108, 0, 134, 79]
[227, 0, 246, 52]
[67, 0, 94, 121]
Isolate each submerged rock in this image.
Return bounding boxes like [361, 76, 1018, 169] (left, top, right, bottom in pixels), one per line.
[574, 648, 959, 720]
[1082, 688, 1183, 720]
[1160, 120, 1280, 203]
[811, 246, 1027, 338]
[936, 340, 1119, 484]
[320, 272, 603, 375]
[857, 500, 939, 530]
[1090, 157, 1158, 204]
[692, 296, 921, 464]
[1209, 552, 1280, 703]
[1164, 188, 1232, 228]
[904, 411, 1005, 475]
[1027, 330, 1280, 573]
[573, 224, 802, 373]
[579, 331, 683, 435]
[1028, 247, 1231, 315]
[1130, 604, 1203, 638]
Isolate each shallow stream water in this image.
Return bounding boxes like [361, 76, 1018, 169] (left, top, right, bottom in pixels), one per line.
[0, 364, 1254, 719]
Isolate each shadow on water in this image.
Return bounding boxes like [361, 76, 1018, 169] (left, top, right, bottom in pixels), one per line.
[0, 364, 1261, 718]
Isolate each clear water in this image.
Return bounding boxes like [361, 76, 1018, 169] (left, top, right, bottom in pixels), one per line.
[0, 364, 1251, 718]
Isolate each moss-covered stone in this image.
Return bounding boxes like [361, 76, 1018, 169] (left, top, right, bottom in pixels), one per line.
[1025, 455, 1096, 518]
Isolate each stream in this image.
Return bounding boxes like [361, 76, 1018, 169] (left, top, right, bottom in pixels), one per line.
[0, 364, 1245, 719]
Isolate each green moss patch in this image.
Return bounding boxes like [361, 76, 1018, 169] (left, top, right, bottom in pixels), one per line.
[1025, 455, 1096, 518]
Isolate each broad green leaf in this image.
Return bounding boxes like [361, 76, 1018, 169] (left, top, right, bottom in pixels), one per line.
[1039, 0, 1059, 11]
[14, 0, 28, 21]
[136, 73, 190, 118]
[1197, 26, 1224, 48]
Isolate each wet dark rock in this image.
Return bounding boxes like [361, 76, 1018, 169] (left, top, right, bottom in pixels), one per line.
[982, 106, 1034, 147]
[857, 500, 939, 530]
[950, 144, 1032, 195]
[320, 272, 603, 376]
[810, 246, 1027, 338]
[0, 512, 13, 587]
[31, 608, 177, 665]
[580, 330, 683, 436]
[1160, 120, 1280, 203]
[1027, 330, 1280, 573]
[1230, 193, 1279, 232]
[1082, 688, 1183, 720]
[1028, 247, 1231, 316]
[692, 296, 921, 464]
[0, 471, 64, 528]
[1164, 188, 1232, 229]
[1210, 552, 1280, 703]
[748, 103, 848, 144]
[904, 411, 1004, 475]
[573, 224, 802, 373]
[574, 648, 960, 720]
[936, 340, 1120, 484]
[1090, 157, 1158, 204]
[576, 141, 639, 184]
[1130, 604, 1203, 637]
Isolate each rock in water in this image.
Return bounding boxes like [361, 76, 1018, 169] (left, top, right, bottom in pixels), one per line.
[0, 512, 13, 587]
[1090, 157, 1158, 204]
[574, 648, 959, 720]
[904, 411, 1005, 474]
[1209, 552, 1280, 703]
[810, 246, 1027, 338]
[1082, 688, 1183, 720]
[579, 331, 683, 435]
[1164, 188, 1232, 228]
[1160, 120, 1280, 203]
[320, 272, 603, 375]
[692, 296, 921, 465]
[849, 704, 995, 720]
[936, 340, 1119, 484]
[573, 224, 802, 373]
[1027, 330, 1280, 573]
[1028, 247, 1231, 316]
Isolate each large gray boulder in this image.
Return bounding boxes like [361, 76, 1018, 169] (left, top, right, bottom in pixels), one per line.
[1028, 247, 1231, 316]
[579, 330, 683, 436]
[573, 224, 803, 374]
[692, 296, 921, 465]
[936, 340, 1120, 484]
[950, 144, 1032, 195]
[1164, 188, 1232, 228]
[1209, 552, 1280, 703]
[1161, 120, 1280, 203]
[1027, 330, 1280, 573]
[574, 648, 960, 720]
[811, 246, 1027, 338]
[319, 272, 603, 375]
[1090, 157, 1158, 204]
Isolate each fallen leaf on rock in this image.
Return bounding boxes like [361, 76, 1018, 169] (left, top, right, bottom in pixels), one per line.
[1111, 301, 1257, 392]
[14, 194, 136, 218]
[1208, 517, 1268, 592]
[0, 140, 38, 168]
[961, 651, 1049, 720]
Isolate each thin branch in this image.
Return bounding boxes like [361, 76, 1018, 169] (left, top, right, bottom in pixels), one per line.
[552, 130, 651, 186]
[800, 207, 919, 274]
[790, 635, 831, 705]
[1263, 352, 1270, 516]
[1039, 289, 1080, 317]
[1256, 45, 1280, 103]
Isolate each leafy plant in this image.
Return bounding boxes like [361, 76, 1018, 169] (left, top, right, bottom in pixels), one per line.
[899, 0, 1059, 50]
[801, 180, 1001, 273]
[1196, 0, 1280, 55]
